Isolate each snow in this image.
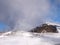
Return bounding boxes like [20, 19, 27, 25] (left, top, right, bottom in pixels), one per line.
[0, 31, 60, 45]
[46, 22, 60, 26]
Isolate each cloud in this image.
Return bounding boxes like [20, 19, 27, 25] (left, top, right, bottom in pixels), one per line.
[12, 0, 50, 31]
[0, 0, 55, 31]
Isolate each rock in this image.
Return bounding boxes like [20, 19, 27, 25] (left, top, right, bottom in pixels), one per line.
[30, 24, 58, 33]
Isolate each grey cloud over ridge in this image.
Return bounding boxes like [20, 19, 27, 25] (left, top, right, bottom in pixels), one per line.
[0, 0, 55, 31]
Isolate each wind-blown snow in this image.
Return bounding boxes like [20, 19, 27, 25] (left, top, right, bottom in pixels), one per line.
[0, 0, 51, 31]
[0, 31, 60, 45]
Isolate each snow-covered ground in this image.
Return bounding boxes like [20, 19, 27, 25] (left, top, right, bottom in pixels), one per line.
[0, 31, 60, 45]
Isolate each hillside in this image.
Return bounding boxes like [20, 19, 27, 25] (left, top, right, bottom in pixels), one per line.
[0, 23, 60, 45]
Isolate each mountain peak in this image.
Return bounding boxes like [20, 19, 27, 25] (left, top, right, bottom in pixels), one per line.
[30, 23, 58, 33]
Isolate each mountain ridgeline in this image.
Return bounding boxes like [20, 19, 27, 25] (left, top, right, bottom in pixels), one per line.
[29, 24, 58, 33]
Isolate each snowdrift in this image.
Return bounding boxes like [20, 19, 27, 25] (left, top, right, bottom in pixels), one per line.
[0, 31, 60, 45]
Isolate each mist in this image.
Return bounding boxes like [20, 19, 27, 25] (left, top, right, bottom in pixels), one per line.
[0, 0, 58, 31]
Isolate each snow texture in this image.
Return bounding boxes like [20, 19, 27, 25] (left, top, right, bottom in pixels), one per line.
[0, 31, 60, 45]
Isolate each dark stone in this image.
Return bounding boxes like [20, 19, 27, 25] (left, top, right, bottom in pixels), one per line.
[29, 24, 58, 33]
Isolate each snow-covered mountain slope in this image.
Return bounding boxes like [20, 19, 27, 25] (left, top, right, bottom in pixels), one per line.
[0, 31, 60, 45]
[0, 22, 60, 45]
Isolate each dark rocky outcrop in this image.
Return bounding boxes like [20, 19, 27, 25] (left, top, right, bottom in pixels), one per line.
[30, 24, 58, 33]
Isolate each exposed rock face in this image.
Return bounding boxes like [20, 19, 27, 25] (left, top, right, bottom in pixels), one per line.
[30, 24, 58, 33]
